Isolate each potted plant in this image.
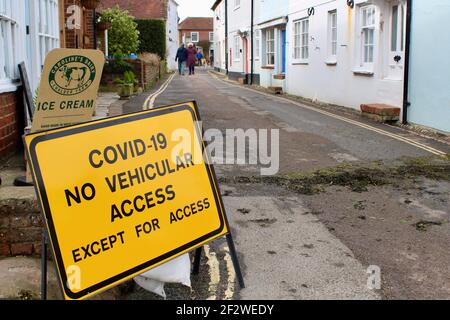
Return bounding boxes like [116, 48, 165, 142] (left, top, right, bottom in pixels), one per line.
[115, 71, 138, 100]
[97, 14, 112, 31]
[81, 0, 101, 10]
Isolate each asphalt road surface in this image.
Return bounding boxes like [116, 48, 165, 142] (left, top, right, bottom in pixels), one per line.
[122, 68, 450, 300]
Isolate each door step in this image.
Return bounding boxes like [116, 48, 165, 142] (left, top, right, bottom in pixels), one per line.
[268, 86, 283, 94]
[360, 103, 400, 122]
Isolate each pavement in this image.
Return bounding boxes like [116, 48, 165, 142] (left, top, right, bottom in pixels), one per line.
[1, 68, 449, 300]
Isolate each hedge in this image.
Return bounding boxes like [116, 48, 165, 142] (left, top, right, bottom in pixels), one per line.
[136, 19, 166, 59]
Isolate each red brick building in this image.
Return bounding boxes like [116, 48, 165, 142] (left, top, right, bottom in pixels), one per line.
[97, 0, 180, 70]
[178, 17, 214, 46]
[61, 0, 97, 50]
[98, 0, 169, 20]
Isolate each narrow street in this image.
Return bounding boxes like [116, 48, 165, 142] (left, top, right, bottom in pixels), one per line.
[122, 69, 450, 300]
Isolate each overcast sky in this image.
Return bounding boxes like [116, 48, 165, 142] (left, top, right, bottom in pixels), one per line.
[177, 0, 215, 21]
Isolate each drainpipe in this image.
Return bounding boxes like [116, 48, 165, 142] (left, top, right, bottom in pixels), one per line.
[402, 0, 412, 124]
[250, 0, 254, 85]
[93, 9, 97, 50]
[225, 0, 229, 74]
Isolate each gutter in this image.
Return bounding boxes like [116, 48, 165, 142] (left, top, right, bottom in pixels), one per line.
[250, 0, 254, 85]
[225, 0, 228, 74]
[402, 0, 412, 124]
[93, 9, 97, 50]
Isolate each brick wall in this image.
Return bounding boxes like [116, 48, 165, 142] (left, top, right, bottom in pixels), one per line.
[179, 30, 213, 44]
[0, 92, 22, 158]
[101, 59, 161, 90]
[0, 194, 44, 257]
[98, 0, 168, 20]
[64, 0, 96, 49]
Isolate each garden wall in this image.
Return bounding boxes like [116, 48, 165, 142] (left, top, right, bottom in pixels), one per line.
[101, 59, 166, 90]
[0, 188, 44, 257]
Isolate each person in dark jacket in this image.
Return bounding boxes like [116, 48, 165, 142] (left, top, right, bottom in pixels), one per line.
[186, 43, 198, 75]
[175, 44, 188, 75]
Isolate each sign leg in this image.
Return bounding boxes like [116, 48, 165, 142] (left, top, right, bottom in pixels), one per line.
[192, 247, 203, 275]
[226, 233, 245, 289]
[40, 230, 48, 300]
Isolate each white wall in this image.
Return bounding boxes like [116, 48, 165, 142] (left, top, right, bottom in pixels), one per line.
[0, 0, 60, 94]
[166, 0, 179, 71]
[227, 0, 252, 75]
[213, 1, 226, 71]
[407, 0, 450, 132]
[285, 0, 404, 110]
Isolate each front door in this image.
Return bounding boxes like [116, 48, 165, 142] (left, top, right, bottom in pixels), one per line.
[388, 1, 406, 79]
[281, 30, 286, 73]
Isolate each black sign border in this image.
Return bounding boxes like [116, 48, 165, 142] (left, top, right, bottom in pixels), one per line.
[26, 102, 229, 299]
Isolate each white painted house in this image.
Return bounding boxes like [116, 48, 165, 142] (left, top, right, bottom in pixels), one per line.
[0, 0, 60, 94]
[257, 0, 289, 89]
[213, 0, 407, 114]
[226, 0, 253, 82]
[212, 0, 226, 73]
[166, 0, 180, 71]
[285, 0, 406, 111]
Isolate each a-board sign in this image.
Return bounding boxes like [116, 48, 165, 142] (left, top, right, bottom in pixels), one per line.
[25, 102, 230, 299]
[31, 49, 105, 133]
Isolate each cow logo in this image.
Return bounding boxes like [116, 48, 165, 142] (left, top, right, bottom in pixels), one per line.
[49, 55, 96, 96]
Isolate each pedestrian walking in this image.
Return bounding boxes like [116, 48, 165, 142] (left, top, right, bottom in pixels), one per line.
[196, 51, 204, 67]
[175, 43, 188, 75]
[186, 43, 198, 75]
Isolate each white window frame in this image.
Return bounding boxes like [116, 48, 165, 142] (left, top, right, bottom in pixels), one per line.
[254, 29, 260, 60]
[358, 5, 376, 70]
[265, 28, 275, 66]
[233, 35, 241, 61]
[293, 18, 309, 63]
[0, 0, 59, 94]
[209, 32, 214, 42]
[327, 10, 337, 63]
[0, 0, 22, 91]
[191, 32, 199, 43]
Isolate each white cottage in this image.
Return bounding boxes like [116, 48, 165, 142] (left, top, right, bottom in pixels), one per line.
[285, 0, 407, 112]
[212, 0, 227, 73]
[0, 0, 60, 93]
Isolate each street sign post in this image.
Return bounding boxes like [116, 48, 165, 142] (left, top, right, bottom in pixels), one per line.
[25, 102, 243, 300]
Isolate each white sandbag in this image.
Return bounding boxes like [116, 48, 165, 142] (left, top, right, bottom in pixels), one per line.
[133, 253, 192, 297]
[133, 276, 166, 298]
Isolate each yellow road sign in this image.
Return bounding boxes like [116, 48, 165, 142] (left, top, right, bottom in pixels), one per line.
[25, 102, 229, 299]
[31, 49, 105, 133]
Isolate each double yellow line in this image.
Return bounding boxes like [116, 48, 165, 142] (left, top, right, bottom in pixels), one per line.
[209, 71, 447, 157]
[142, 73, 176, 110]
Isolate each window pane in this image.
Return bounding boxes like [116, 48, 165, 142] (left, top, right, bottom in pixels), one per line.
[400, 4, 404, 51]
[391, 5, 398, 51]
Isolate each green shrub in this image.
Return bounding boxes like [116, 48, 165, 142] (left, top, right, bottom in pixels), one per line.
[104, 52, 133, 74]
[135, 19, 166, 59]
[100, 6, 140, 55]
[115, 71, 138, 86]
